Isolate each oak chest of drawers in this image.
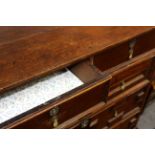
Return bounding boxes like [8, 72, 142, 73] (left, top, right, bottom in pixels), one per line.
[0, 26, 155, 129]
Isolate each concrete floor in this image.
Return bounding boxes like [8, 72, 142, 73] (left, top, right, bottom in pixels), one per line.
[137, 98, 155, 129]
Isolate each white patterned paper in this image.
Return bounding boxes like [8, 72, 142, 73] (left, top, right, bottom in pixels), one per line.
[0, 70, 83, 124]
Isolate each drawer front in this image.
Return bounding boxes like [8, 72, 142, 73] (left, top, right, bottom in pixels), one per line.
[64, 103, 140, 129]
[12, 78, 110, 129]
[134, 29, 155, 57]
[148, 57, 155, 83]
[73, 106, 114, 129]
[93, 29, 155, 72]
[111, 107, 140, 129]
[107, 58, 152, 100]
[109, 74, 145, 99]
[57, 83, 150, 129]
[111, 116, 138, 129]
[76, 106, 141, 129]
[93, 42, 130, 72]
[107, 86, 148, 127]
[57, 103, 114, 129]
[110, 59, 151, 89]
[81, 86, 148, 129]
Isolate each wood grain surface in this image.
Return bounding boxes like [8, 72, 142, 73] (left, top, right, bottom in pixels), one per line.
[0, 26, 154, 93]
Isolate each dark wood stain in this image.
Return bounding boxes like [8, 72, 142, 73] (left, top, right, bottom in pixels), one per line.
[0, 26, 155, 129]
[0, 26, 154, 93]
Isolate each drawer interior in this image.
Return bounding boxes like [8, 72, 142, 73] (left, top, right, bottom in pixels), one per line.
[0, 69, 85, 126]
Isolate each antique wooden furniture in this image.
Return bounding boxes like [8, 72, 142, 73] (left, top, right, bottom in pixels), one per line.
[0, 26, 155, 129]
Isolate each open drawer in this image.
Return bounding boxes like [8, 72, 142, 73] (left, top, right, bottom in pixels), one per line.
[4, 76, 110, 129]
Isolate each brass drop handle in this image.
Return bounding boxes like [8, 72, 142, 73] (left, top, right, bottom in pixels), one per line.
[52, 116, 59, 128]
[129, 48, 134, 59]
[80, 118, 90, 129]
[120, 80, 126, 91]
[49, 107, 59, 128]
[129, 39, 136, 59]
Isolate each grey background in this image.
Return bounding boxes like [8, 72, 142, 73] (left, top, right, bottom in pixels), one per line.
[137, 98, 155, 129]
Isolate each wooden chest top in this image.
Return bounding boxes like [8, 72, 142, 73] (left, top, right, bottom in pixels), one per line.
[0, 26, 154, 93]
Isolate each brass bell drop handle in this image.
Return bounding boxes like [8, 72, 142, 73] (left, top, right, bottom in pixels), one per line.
[128, 39, 136, 59]
[120, 80, 126, 91]
[129, 48, 134, 59]
[49, 107, 59, 128]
